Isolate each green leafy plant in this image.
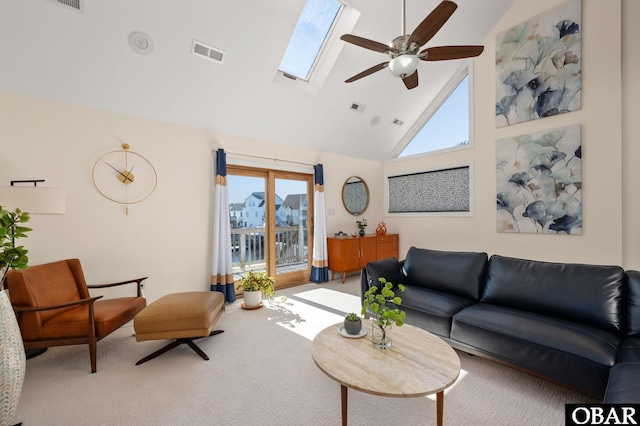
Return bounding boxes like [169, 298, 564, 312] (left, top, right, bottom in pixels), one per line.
[361, 277, 406, 341]
[356, 218, 368, 230]
[0, 206, 32, 289]
[345, 312, 360, 322]
[237, 270, 275, 299]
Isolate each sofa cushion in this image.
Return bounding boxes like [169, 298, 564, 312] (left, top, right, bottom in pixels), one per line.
[402, 247, 488, 300]
[451, 303, 619, 399]
[626, 270, 640, 336]
[401, 286, 476, 338]
[617, 337, 640, 363]
[482, 255, 624, 333]
[604, 363, 640, 403]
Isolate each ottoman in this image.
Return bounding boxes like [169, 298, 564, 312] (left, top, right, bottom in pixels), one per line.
[133, 291, 225, 365]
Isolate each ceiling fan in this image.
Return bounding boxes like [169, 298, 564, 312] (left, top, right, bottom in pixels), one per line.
[340, 0, 484, 90]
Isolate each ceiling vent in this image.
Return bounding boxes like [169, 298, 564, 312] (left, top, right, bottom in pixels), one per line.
[192, 40, 225, 64]
[45, 0, 84, 13]
[349, 102, 366, 113]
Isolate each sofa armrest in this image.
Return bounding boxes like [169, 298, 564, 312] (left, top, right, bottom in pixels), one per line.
[88, 276, 148, 297]
[361, 257, 404, 300]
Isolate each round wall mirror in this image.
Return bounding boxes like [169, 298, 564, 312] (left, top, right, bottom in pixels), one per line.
[342, 176, 369, 216]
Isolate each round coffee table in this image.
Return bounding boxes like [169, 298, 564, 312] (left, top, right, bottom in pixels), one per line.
[312, 323, 460, 426]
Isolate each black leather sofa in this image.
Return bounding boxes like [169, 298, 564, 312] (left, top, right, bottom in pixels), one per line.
[360, 247, 640, 402]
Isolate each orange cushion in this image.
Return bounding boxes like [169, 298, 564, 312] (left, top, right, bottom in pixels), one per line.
[27, 297, 146, 341]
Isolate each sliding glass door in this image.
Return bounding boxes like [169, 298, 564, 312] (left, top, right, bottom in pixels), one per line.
[227, 166, 313, 290]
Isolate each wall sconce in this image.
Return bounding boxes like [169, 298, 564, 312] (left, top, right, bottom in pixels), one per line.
[0, 180, 65, 214]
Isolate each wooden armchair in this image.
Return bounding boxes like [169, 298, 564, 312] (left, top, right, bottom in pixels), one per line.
[6, 258, 147, 373]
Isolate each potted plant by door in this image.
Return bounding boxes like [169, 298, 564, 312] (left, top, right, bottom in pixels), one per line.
[0, 205, 31, 425]
[361, 277, 406, 349]
[237, 270, 275, 309]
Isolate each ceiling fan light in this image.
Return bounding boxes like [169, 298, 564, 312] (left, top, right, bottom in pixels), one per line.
[389, 55, 419, 78]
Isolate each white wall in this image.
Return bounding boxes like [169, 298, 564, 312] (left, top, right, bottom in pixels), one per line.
[622, 0, 640, 269]
[383, 0, 634, 268]
[0, 92, 383, 302]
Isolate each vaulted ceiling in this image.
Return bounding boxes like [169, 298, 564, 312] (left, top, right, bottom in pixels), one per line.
[0, 0, 515, 162]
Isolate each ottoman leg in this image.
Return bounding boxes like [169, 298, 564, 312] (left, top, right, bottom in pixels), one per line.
[136, 330, 224, 366]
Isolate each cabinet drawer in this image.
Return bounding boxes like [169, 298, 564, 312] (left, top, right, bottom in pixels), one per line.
[377, 234, 398, 244]
[377, 251, 398, 261]
[377, 242, 398, 253]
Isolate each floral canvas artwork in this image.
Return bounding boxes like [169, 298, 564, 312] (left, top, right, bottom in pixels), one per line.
[495, 0, 581, 127]
[496, 124, 581, 234]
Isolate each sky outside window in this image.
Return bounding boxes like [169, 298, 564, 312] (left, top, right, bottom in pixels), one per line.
[279, 0, 342, 80]
[399, 75, 470, 157]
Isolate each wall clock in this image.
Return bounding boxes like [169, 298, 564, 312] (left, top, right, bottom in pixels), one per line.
[92, 143, 157, 214]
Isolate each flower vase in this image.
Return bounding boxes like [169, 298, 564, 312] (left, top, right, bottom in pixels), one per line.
[371, 323, 392, 349]
[0, 290, 26, 426]
[358, 229, 365, 236]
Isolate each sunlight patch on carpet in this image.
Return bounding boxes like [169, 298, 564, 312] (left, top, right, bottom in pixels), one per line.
[265, 294, 345, 340]
[292, 288, 362, 315]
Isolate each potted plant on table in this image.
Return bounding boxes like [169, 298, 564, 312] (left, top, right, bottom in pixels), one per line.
[237, 270, 275, 309]
[361, 277, 406, 349]
[343, 312, 362, 335]
[0, 205, 31, 424]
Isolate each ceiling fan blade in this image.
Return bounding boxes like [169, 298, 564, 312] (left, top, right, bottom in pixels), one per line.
[345, 62, 389, 83]
[407, 1, 458, 48]
[419, 45, 484, 61]
[340, 34, 390, 54]
[402, 71, 419, 90]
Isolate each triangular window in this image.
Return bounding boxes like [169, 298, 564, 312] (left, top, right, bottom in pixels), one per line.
[398, 74, 470, 157]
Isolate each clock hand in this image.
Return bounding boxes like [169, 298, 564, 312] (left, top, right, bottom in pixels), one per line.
[105, 162, 134, 183]
[123, 165, 135, 183]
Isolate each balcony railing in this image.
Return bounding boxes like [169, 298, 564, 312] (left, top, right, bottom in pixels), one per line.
[230, 226, 308, 278]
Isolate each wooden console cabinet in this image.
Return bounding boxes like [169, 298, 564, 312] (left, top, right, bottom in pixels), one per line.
[327, 234, 399, 283]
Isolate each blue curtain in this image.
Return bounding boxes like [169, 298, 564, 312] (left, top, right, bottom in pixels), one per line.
[310, 164, 329, 283]
[211, 149, 236, 302]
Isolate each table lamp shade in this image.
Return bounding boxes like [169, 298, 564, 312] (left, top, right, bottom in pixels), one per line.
[0, 186, 65, 214]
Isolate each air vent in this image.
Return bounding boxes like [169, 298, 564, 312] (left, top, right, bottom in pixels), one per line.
[192, 40, 225, 64]
[349, 102, 366, 113]
[392, 118, 404, 126]
[45, 0, 84, 13]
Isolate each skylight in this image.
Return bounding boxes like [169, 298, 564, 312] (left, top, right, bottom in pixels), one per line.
[399, 75, 470, 157]
[279, 0, 342, 81]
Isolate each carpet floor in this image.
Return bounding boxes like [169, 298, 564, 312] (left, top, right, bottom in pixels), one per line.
[12, 276, 595, 425]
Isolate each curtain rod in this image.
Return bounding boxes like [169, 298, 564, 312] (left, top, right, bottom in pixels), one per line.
[222, 151, 316, 167]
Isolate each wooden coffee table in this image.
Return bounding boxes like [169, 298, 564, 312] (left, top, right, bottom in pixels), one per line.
[311, 323, 460, 426]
